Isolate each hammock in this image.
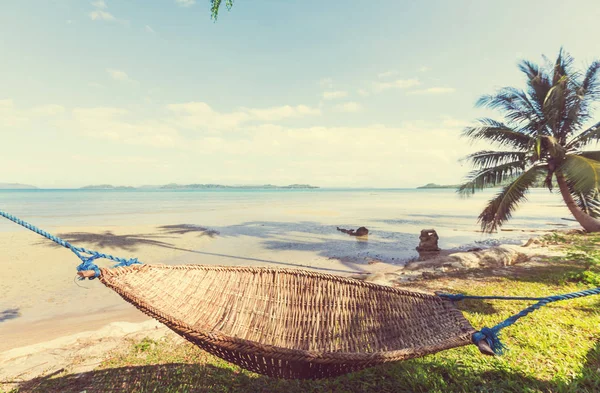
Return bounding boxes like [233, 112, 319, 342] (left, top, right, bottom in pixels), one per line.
[2, 210, 599, 379]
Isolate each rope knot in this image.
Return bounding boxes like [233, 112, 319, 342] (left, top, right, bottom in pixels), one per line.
[76, 255, 101, 280]
[473, 327, 505, 355]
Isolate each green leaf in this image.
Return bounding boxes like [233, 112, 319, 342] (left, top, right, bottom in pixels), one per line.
[457, 161, 526, 196]
[478, 166, 546, 232]
[463, 119, 534, 150]
[559, 155, 600, 194]
[463, 151, 527, 169]
[567, 122, 600, 149]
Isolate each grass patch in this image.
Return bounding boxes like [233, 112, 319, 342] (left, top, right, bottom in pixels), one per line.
[5, 234, 600, 393]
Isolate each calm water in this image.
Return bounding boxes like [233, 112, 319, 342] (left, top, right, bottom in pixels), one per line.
[0, 188, 575, 247]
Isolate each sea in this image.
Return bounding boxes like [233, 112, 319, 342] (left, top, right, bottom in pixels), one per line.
[0, 188, 576, 254]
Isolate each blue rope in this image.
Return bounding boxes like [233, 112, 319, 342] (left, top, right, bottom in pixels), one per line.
[3, 209, 599, 353]
[439, 288, 600, 354]
[0, 210, 142, 280]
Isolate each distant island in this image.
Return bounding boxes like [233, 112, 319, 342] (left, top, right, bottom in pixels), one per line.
[80, 185, 136, 190]
[160, 183, 319, 190]
[418, 179, 556, 190]
[0, 183, 37, 190]
[79, 184, 319, 190]
[417, 183, 459, 189]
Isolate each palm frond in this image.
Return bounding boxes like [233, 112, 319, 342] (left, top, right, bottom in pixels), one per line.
[476, 88, 545, 131]
[557, 66, 599, 140]
[458, 160, 527, 196]
[551, 48, 575, 85]
[578, 151, 600, 161]
[582, 60, 600, 100]
[518, 60, 552, 111]
[558, 154, 600, 194]
[463, 150, 527, 169]
[566, 121, 600, 149]
[211, 0, 234, 20]
[478, 166, 545, 233]
[566, 175, 600, 218]
[462, 119, 535, 150]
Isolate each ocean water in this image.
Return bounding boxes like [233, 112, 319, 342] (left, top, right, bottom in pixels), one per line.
[0, 188, 575, 254]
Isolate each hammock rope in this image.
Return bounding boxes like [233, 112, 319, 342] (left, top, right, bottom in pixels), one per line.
[437, 288, 600, 354]
[1, 208, 600, 369]
[0, 210, 141, 279]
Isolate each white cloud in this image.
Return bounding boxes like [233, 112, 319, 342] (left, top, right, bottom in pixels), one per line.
[72, 107, 128, 119]
[244, 105, 320, 122]
[373, 78, 420, 92]
[408, 87, 456, 95]
[89, 1, 128, 24]
[334, 102, 362, 113]
[88, 82, 105, 88]
[357, 89, 370, 97]
[89, 10, 116, 21]
[145, 25, 155, 33]
[0, 100, 27, 128]
[0, 100, 66, 128]
[167, 102, 321, 130]
[72, 107, 182, 148]
[31, 105, 66, 116]
[322, 90, 348, 100]
[91, 0, 107, 9]
[441, 116, 467, 128]
[378, 70, 398, 78]
[319, 78, 333, 88]
[418, 66, 431, 72]
[106, 68, 137, 83]
[175, 0, 196, 7]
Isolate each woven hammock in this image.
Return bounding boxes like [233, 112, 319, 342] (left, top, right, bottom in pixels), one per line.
[99, 264, 476, 379]
[3, 210, 599, 380]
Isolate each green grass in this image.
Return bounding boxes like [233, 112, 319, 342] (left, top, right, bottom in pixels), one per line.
[5, 234, 600, 393]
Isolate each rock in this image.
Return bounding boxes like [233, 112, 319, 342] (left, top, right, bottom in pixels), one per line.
[355, 226, 369, 236]
[337, 226, 369, 237]
[446, 245, 529, 269]
[416, 229, 441, 252]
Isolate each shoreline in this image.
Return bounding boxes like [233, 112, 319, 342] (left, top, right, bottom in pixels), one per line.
[0, 233, 567, 386]
[0, 220, 564, 351]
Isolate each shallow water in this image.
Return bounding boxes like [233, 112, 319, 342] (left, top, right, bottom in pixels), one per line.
[0, 188, 576, 257]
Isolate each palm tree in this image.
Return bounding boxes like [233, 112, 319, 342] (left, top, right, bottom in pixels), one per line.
[459, 49, 600, 233]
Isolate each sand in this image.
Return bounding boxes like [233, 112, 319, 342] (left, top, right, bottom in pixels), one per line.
[0, 213, 563, 385]
[0, 222, 403, 352]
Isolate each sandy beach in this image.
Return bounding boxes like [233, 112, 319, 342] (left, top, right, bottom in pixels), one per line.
[0, 222, 370, 352]
[0, 188, 578, 386]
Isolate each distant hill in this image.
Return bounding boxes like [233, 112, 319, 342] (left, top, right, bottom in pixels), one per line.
[79, 184, 319, 190]
[80, 185, 136, 190]
[417, 183, 459, 189]
[418, 179, 557, 190]
[0, 183, 37, 189]
[160, 183, 319, 190]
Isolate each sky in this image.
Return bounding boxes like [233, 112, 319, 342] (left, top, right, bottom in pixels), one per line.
[1, 0, 599, 188]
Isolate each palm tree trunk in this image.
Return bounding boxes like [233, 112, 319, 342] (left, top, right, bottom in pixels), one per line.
[555, 171, 600, 232]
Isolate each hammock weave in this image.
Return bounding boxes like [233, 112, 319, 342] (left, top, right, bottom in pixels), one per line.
[3, 210, 599, 380]
[99, 264, 476, 379]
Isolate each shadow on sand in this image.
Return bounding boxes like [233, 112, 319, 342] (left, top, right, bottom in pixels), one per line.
[0, 308, 20, 323]
[42, 222, 377, 275]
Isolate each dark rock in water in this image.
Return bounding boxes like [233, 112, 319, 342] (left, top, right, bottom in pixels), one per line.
[416, 229, 441, 252]
[337, 226, 369, 237]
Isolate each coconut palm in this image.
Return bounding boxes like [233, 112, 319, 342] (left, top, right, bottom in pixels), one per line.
[459, 49, 600, 233]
